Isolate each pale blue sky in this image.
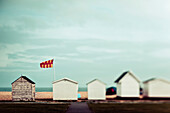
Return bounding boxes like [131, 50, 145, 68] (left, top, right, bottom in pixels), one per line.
[0, 0, 170, 87]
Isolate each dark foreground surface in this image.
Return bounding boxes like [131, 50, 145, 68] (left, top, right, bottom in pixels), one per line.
[88, 103, 170, 113]
[0, 103, 69, 113]
[66, 102, 92, 113]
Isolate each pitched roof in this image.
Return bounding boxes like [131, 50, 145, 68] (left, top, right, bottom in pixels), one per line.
[143, 78, 170, 84]
[86, 79, 106, 85]
[114, 71, 140, 83]
[52, 77, 78, 84]
[11, 76, 35, 84]
[143, 78, 156, 83]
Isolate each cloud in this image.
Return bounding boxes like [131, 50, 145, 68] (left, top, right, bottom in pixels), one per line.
[1, 0, 170, 45]
[0, 43, 56, 67]
[76, 46, 122, 54]
[151, 48, 170, 59]
[54, 56, 93, 63]
[0, 68, 40, 72]
[0, 42, 94, 69]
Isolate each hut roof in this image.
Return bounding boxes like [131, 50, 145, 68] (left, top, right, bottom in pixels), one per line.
[143, 78, 170, 84]
[86, 79, 106, 85]
[11, 76, 35, 84]
[52, 77, 78, 84]
[114, 71, 140, 83]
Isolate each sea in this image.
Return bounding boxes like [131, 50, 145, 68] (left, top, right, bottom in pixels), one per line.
[0, 87, 87, 92]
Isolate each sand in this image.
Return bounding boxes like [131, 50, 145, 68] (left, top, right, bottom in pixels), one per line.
[0, 92, 90, 101]
[0, 92, 118, 101]
[1, 92, 170, 103]
[0, 92, 12, 101]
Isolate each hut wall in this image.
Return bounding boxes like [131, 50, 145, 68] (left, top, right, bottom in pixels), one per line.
[116, 83, 121, 96]
[53, 80, 78, 100]
[119, 74, 140, 97]
[145, 80, 170, 97]
[87, 80, 106, 100]
[143, 83, 149, 97]
[12, 77, 35, 101]
[32, 84, 35, 101]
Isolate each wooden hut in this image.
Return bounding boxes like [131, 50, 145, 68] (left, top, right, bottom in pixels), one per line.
[87, 79, 106, 100]
[53, 77, 78, 100]
[11, 76, 35, 101]
[115, 71, 140, 98]
[143, 78, 170, 98]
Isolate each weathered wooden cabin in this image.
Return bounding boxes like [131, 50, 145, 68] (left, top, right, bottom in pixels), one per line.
[11, 76, 35, 101]
[115, 71, 140, 98]
[87, 79, 106, 100]
[143, 78, 170, 98]
[53, 77, 78, 100]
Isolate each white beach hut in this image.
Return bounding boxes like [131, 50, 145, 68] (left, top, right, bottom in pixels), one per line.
[115, 71, 140, 97]
[143, 78, 170, 98]
[87, 79, 106, 100]
[52, 77, 78, 100]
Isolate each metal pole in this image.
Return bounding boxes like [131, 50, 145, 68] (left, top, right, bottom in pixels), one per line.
[53, 59, 55, 81]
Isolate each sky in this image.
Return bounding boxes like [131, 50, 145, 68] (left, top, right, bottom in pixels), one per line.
[0, 0, 170, 87]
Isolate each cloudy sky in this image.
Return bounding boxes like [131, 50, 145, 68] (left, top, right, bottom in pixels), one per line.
[0, 0, 170, 87]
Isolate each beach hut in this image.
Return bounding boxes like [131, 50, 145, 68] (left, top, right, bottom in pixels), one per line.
[87, 79, 106, 100]
[53, 77, 78, 100]
[11, 76, 35, 101]
[115, 71, 140, 98]
[143, 78, 170, 98]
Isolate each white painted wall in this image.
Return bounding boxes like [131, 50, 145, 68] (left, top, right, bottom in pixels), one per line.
[117, 73, 140, 97]
[144, 79, 170, 97]
[53, 80, 78, 100]
[87, 80, 106, 100]
[143, 83, 148, 97]
[116, 83, 121, 96]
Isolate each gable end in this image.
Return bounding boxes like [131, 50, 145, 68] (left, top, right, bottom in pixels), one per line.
[11, 76, 35, 84]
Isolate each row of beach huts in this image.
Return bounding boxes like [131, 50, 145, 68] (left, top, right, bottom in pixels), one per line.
[11, 71, 170, 101]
